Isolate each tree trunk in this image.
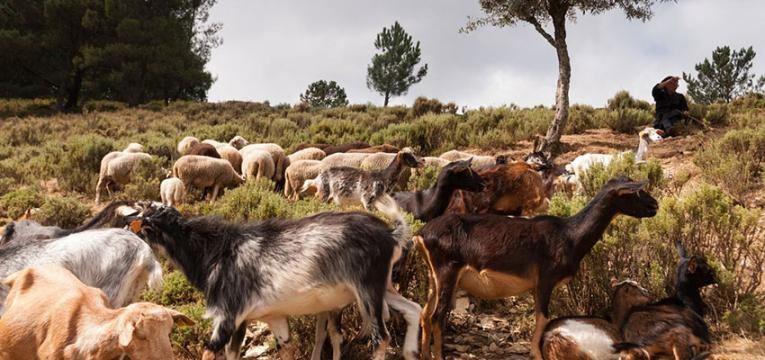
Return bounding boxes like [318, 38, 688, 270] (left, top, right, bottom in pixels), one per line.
[63, 68, 85, 111]
[384, 91, 390, 107]
[537, 14, 571, 155]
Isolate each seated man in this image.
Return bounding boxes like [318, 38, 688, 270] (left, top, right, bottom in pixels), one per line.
[652, 75, 689, 136]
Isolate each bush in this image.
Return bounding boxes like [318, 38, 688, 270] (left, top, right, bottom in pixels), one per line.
[32, 196, 91, 228]
[412, 96, 445, 117]
[695, 125, 765, 200]
[602, 108, 655, 134]
[57, 135, 116, 192]
[0, 187, 44, 219]
[607, 90, 653, 111]
[577, 153, 665, 197]
[83, 100, 127, 112]
[406, 164, 440, 191]
[566, 104, 596, 134]
[117, 156, 167, 202]
[211, 178, 336, 221]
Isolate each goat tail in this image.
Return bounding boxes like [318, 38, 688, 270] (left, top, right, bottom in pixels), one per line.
[374, 194, 411, 249]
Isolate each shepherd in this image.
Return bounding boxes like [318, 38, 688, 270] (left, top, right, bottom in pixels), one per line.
[652, 75, 689, 136]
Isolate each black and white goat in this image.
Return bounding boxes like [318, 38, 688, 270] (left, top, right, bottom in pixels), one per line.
[302, 150, 424, 211]
[128, 199, 422, 360]
[0, 228, 163, 315]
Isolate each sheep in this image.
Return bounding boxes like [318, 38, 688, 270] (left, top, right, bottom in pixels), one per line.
[294, 143, 332, 152]
[241, 149, 276, 182]
[0, 264, 192, 360]
[287, 147, 326, 163]
[0, 228, 164, 315]
[229, 135, 249, 149]
[187, 142, 222, 158]
[172, 155, 245, 202]
[177, 136, 200, 155]
[95, 152, 153, 204]
[439, 150, 499, 171]
[565, 127, 664, 180]
[284, 159, 326, 201]
[123, 142, 145, 153]
[320, 152, 371, 168]
[160, 177, 186, 207]
[304, 150, 424, 211]
[347, 144, 401, 153]
[447, 161, 549, 216]
[322, 141, 371, 155]
[615, 242, 716, 359]
[416, 176, 659, 360]
[239, 143, 288, 183]
[201, 140, 245, 175]
[393, 158, 485, 222]
[360, 148, 419, 189]
[422, 156, 451, 168]
[127, 200, 422, 360]
[540, 280, 652, 360]
[1, 201, 138, 247]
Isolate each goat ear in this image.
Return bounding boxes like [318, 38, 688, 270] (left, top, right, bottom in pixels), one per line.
[167, 308, 195, 327]
[616, 181, 647, 195]
[687, 257, 698, 274]
[129, 219, 144, 233]
[118, 318, 136, 348]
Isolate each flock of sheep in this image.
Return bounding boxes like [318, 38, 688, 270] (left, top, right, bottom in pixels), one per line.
[0, 126, 715, 360]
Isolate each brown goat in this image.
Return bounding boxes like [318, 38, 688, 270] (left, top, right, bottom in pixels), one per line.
[347, 144, 400, 153]
[416, 177, 659, 360]
[446, 161, 548, 216]
[186, 143, 221, 159]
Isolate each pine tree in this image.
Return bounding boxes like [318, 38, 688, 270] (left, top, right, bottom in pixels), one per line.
[300, 80, 349, 108]
[683, 46, 765, 104]
[366, 21, 428, 107]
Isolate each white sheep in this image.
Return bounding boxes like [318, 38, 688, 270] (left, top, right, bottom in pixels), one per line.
[172, 155, 245, 202]
[239, 143, 288, 182]
[439, 150, 498, 170]
[287, 147, 326, 163]
[320, 152, 371, 168]
[284, 159, 326, 200]
[565, 127, 664, 179]
[160, 177, 185, 207]
[201, 139, 244, 174]
[95, 152, 153, 204]
[177, 136, 200, 155]
[123, 143, 145, 153]
[241, 149, 276, 182]
[229, 135, 249, 149]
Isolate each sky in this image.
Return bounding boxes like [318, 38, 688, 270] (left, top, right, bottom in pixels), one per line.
[205, 0, 765, 108]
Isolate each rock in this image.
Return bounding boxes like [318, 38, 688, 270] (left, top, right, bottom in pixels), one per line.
[454, 296, 471, 315]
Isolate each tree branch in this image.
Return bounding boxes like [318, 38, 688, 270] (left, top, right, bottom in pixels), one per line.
[523, 16, 556, 48]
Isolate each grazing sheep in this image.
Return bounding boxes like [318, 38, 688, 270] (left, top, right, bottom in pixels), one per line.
[241, 149, 276, 182]
[322, 141, 371, 155]
[202, 140, 244, 175]
[284, 159, 326, 201]
[0, 228, 164, 314]
[439, 150, 500, 171]
[95, 152, 153, 204]
[294, 143, 332, 152]
[172, 155, 245, 202]
[187, 142, 222, 158]
[160, 177, 186, 207]
[422, 156, 451, 168]
[0, 265, 192, 360]
[361, 148, 419, 189]
[177, 136, 200, 155]
[287, 147, 326, 163]
[347, 144, 400, 153]
[229, 135, 249, 149]
[240, 143, 288, 183]
[128, 201, 421, 360]
[320, 152, 371, 168]
[123, 142, 145, 153]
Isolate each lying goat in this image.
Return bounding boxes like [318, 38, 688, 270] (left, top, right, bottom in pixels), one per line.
[0, 228, 162, 314]
[0, 265, 192, 360]
[128, 200, 421, 360]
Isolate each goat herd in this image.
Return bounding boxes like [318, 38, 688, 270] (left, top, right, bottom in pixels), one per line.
[0, 127, 717, 360]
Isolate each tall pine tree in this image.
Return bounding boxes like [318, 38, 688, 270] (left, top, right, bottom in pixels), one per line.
[300, 80, 349, 108]
[683, 46, 765, 104]
[366, 21, 428, 107]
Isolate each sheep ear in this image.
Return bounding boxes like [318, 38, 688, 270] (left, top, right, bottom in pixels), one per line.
[616, 181, 647, 195]
[118, 319, 136, 348]
[687, 257, 698, 274]
[167, 308, 195, 327]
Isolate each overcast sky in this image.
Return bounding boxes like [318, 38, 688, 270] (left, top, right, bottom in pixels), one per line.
[205, 0, 765, 108]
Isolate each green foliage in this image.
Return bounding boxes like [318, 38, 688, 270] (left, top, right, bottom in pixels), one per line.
[566, 104, 596, 134]
[695, 125, 765, 199]
[406, 164, 441, 191]
[683, 46, 765, 104]
[0, 187, 44, 219]
[367, 21, 428, 106]
[117, 157, 167, 201]
[411, 96, 457, 117]
[57, 135, 116, 192]
[577, 153, 665, 197]
[607, 90, 653, 111]
[32, 196, 91, 228]
[602, 108, 654, 134]
[299, 80, 349, 108]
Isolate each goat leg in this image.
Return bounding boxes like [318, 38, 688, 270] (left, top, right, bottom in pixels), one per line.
[531, 284, 554, 360]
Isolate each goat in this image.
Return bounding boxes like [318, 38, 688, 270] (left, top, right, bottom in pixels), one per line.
[416, 176, 659, 360]
[127, 200, 422, 360]
[565, 127, 663, 180]
[0, 200, 137, 246]
[0, 264, 192, 360]
[540, 280, 652, 360]
[446, 161, 548, 216]
[0, 228, 163, 315]
[393, 159, 485, 222]
[303, 150, 424, 211]
[614, 242, 716, 359]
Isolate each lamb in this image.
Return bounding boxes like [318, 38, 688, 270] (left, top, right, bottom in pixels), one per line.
[0, 228, 163, 314]
[127, 200, 422, 360]
[177, 136, 201, 155]
[95, 151, 153, 204]
[304, 150, 424, 211]
[172, 155, 245, 202]
[160, 177, 186, 207]
[416, 177, 659, 360]
[287, 147, 326, 163]
[239, 143, 288, 183]
[565, 127, 664, 179]
[187, 142, 222, 158]
[284, 159, 326, 201]
[0, 264, 191, 360]
[439, 150, 500, 170]
[229, 135, 249, 149]
[241, 149, 276, 182]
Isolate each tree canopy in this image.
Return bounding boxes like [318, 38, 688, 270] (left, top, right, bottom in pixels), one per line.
[0, 0, 220, 109]
[366, 21, 428, 107]
[300, 80, 349, 108]
[683, 46, 765, 104]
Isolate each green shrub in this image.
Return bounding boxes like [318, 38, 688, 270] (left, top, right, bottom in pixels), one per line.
[577, 153, 665, 197]
[0, 187, 44, 218]
[412, 96, 445, 117]
[57, 135, 116, 192]
[0, 98, 57, 118]
[406, 164, 440, 191]
[83, 100, 127, 112]
[117, 157, 167, 202]
[602, 108, 654, 134]
[32, 196, 91, 228]
[606, 90, 653, 111]
[695, 126, 765, 199]
[211, 178, 336, 221]
[705, 103, 729, 126]
[566, 104, 596, 134]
